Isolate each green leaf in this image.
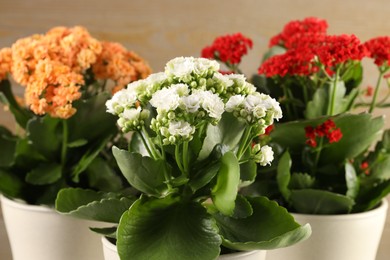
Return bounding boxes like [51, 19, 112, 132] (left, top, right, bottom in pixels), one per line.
[112, 146, 168, 197]
[345, 162, 359, 199]
[289, 173, 315, 189]
[232, 195, 253, 219]
[276, 151, 292, 201]
[90, 226, 117, 239]
[117, 196, 221, 260]
[214, 196, 311, 250]
[85, 157, 123, 192]
[0, 126, 16, 167]
[271, 113, 384, 165]
[0, 169, 23, 197]
[26, 116, 61, 160]
[354, 179, 390, 212]
[67, 139, 88, 148]
[189, 163, 220, 192]
[305, 87, 328, 119]
[289, 189, 354, 214]
[239, 160, 257, 188]
[211, 151, 240, 216]
[0, 80, 32, 128]
[72, 135, 113, 182]
[55, 188, 135, 223]
[25, 163, 62, 185]
[198, 113, 245, 161]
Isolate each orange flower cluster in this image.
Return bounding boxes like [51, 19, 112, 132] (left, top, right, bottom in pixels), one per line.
[1, 26, 151, 119]
[92, 41, 151, 93]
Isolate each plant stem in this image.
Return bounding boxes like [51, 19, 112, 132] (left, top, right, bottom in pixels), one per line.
[140, 128, 160, 159]
[369, 69, 386, 113]
[312, 137, 324, 175]
[327, 67, 341, 116]
[175, 145, 185, 174]
[182, 141, 189, 176]
[236, 126, 253, 160]
[61, 120, 68, 167]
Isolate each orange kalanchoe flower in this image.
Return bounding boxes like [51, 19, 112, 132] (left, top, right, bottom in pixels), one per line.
[2, 26, 151, 119]
[93, 41, 152, 93]
[0, 48, 12, 81]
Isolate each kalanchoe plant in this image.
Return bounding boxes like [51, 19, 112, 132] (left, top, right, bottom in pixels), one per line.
[56, 57, 311, 260]
[0, 26, 151, 205]
[202, 17, 390, 215]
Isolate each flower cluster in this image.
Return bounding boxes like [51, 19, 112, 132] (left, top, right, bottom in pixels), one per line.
[363, 36, 390, 67]
[107, 57, 282, 146]
[201, 33, 253, 73]
[304, 119, 343, 148]
[1, 26, 151, 119]
[269, 17, 328, 48]
[259, 33, 366, 77]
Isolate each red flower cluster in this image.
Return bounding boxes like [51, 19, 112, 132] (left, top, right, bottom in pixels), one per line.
[269, 17, 328, 48]
[259, 29, 366, 77]
[304, 119, 343, 147]
[363, 36, 390, 67]
[360, 161, 370, 175]
[201, 33, 253, 65]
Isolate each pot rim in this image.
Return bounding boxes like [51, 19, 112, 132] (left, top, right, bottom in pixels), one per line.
[0, 195, 53, 213]
[291, 198, 388, 220]
[101, 236, 263, 257]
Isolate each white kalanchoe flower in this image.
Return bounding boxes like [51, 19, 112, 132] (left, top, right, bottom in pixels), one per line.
[171, 83, 190, 96]
[165, 57, 196, 82]
[194, 57, 220, 76]
[198, 90, 225, 122]
[160, 120, 196, 145]
[225, 95, 245, 112]
[180, 94, 201, 113]
[106, 87, 137, 115]
[149, 87, 180, 112]
[252, 144, 274, 166]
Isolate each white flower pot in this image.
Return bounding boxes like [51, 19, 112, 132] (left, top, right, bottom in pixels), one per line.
[101, 237, 266, 260]
[267, 198, 388, 260]
[0, 195, 105, 260]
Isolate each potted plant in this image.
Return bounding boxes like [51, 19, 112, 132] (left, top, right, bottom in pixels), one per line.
[55, 56, 311, 260]
[201, 17, 390, 260]
[0, 26, 151, 260]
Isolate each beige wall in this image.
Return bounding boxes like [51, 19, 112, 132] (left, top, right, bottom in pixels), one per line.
[0, 0, 390, 259]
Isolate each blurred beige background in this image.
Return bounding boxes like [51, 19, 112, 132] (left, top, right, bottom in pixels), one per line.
[0, 0, 390, 259]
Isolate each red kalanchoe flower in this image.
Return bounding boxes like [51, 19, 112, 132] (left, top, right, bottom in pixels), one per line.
[201, 33, 253, 65]
[364, 36, 390, 67]
[306, 138, 317, 148]
[264, 124, 274, 135]
[365, 86, 374, 96]
[258, 48, 317, 77]
[305, 119, 342, 148]
[269, 17, 328, 48]
[327, 128, 343, 143]
[314, 34, 367, 72]
[360, 161, 370, 175]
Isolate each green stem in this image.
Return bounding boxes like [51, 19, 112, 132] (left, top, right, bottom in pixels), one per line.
[282, 85, 293, 120]
[327, 67, 341, 116]
[236, 126, 253, 160]
[369, 69, 386, 113]
[286, 88, 299, 118]
[140, 128, 160, 159]
[312, 137, 324, 175]
[182, 141, 189, 176]
[175, 145, 185, 174]
[61, 120, 68, 167]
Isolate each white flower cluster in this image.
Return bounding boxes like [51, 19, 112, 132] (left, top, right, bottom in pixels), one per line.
[251, 144, 274, 166]
[225, 92, 282, 134]
[106, 56, 282, 145]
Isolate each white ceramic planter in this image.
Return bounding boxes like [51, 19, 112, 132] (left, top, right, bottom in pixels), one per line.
[267, 198, 388, 260]
[0, 195, 106, 260]
[101, 237, 266, 260]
